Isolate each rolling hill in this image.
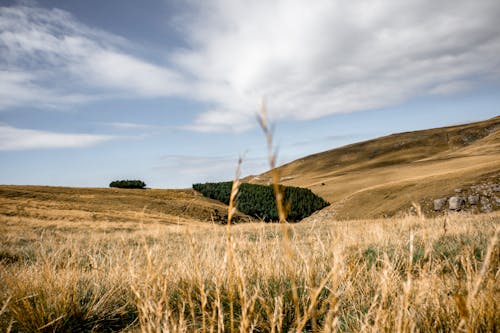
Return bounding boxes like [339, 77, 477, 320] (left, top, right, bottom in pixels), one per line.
[246, 116, 500, 220]
[1, 117, 499, 224]
[0, 186, 254, 227]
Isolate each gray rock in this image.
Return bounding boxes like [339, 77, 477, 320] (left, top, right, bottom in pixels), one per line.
[492, 184, 500, 192]
[468, 195, 480, 205]
[454, 188, 463, 193]
[448, 196, 465, 211]
[433, 198, 448, 211]
[494, 196, 500, 205]
[480, 197, 492, 213]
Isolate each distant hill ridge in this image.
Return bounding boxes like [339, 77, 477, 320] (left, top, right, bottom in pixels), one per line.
[247, 116, 500, 220]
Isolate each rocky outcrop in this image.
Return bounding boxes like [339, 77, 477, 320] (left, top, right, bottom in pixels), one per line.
[468, 195, 479, 205]
[433, 198, 448, 211]
[430, 175, 500, 214]
[481, 197, 492, 213]
[448, 196, 465, 211]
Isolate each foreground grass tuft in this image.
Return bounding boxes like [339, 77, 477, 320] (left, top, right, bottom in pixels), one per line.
[0, 212, 498, 332]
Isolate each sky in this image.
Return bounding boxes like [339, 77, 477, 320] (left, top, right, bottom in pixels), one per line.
[1, 0, 499, 188]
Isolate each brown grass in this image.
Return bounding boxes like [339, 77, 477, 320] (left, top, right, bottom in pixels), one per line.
[248, 116, 500, 219]
[0, 193, 499, 332]
[0, 186, 254, 226]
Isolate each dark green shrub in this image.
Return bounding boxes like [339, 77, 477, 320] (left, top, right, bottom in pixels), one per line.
[192, 182, 329, 222]
[192, 182, 232, 204]
[109, 180, 146, 189]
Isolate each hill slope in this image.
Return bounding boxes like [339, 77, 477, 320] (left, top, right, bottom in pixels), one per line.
[247, 116, 500, 219]
[0, 186, 254, 226]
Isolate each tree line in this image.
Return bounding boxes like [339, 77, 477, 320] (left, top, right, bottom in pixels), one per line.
[109, 180, 146, 189]
[193, 181, 329, 222]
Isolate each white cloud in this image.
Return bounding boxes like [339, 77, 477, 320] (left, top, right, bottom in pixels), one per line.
[108, 122, 154, 130]
[0, 124, 115, 150]
[0, 70, 93, 110]
[171, 0, 500, 131]
[0, 4, 187, 110]
[79, 51, 186, 96]
[1, 1, 499, 131]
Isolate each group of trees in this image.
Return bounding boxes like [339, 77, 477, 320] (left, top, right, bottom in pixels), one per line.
[109, 180, 146, 189]
[193, 181, 329, 222]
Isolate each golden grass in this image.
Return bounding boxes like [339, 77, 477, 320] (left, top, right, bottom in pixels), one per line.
[0, 186, 254, 226]
[1, 109, 499, 332]
[248, 116, 500, 220]
[0, 211, 499, 332]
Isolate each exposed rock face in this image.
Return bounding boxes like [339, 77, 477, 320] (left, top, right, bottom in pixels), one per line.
[468, 195, 479, 205]
[434, 198, 448, 211]
[448, 196, 465, 211]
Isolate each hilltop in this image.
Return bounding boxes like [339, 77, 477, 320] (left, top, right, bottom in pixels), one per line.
[246, 116, 500, 219]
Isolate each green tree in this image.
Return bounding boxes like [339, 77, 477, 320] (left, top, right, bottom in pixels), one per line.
[192, 182, 329, 222]
[109, 180, 146, 189]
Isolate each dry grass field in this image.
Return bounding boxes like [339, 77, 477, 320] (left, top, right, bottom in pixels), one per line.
[1, 116, 499, 332]
[0, 195, 499, 332]
[0, 185, 254, 227]
[249, 116, 500, 219]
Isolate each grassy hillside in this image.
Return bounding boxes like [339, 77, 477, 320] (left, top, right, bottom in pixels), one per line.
[0, 185, 254, 226]
[247, 116, 500, 219]
[1, 206, 498, 332]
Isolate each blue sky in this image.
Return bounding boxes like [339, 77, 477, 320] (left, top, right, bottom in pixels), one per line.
[1, 0, 499, 188]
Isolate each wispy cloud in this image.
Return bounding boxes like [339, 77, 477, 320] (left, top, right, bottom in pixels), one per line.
[0, 70, 93, 110]
[0, 4, 187, 110]
[1, 1, 499, 132]
[104, 122, 174, 137]
[0, 124, 115, 150]
[108, 122, 155, 130]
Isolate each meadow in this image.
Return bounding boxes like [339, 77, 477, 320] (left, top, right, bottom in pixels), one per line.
[0, 207, 498, 332]
[1, 114, 499, 332]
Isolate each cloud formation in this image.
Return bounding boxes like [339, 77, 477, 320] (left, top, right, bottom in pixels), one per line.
[0, 4, 186, 110]
[1, 1, 499, 131]
[0, 124, 114, 150]
[108, 122, 155, 130]
[173, 0, 500, 131]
